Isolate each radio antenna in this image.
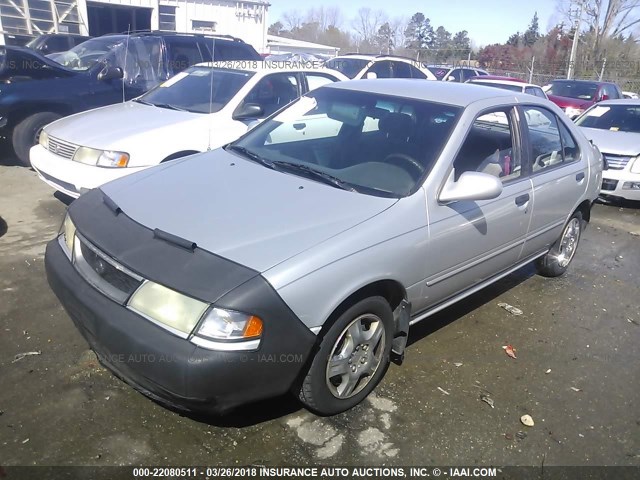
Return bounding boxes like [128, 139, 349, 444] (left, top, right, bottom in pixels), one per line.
[122, 24, 131, 104]
[207, 36, 216, 151]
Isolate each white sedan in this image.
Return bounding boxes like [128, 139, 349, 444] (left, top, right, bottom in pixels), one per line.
[31, 62, 346, 198]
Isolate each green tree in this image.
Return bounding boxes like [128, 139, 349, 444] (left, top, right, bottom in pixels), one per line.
[432, 26, 452, 62]
[523, 12, 540, 47]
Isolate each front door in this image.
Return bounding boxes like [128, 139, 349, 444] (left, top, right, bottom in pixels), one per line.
[420, 107, 533, 311]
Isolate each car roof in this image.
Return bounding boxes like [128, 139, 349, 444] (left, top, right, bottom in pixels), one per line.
[323, 79, 534, 106]
[552, 79, 613, 85]
[470, 79, 539, 88]
[596, 98, 640, 106]
[196, 62, 345, 76]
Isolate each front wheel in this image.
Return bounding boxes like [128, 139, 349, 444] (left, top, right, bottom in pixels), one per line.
[12, 112, 61, 167]
[297, 296, 393, 415]
[535, 211, 584, 277]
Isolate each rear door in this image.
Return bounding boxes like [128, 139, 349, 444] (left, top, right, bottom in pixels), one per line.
[519, 105, 587, 256]
[164, 36, 206, 75]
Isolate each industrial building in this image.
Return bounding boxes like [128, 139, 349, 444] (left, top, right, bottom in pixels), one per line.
[0, 0, 270, 52]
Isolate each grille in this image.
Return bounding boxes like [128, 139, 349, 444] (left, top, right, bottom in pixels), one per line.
[47, 136, 78, 160]
[603, 154, 632, 170]
[73, 235, 142, 304]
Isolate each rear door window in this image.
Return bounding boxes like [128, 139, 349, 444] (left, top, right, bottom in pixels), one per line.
[523, 106, 578, 172]
[165, 37, 205, 74]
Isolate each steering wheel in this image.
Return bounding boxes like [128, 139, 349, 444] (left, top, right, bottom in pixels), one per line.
[383, 153, 425, 178]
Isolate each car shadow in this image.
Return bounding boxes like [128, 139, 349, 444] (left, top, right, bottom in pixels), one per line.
[407, 263, 537, 347]
[597, 195, 640, 209]
[164, 394, 303, 428]
[0, 216, 7, 238]
[170, 263, 537, 428]
[0, 141, 19, 167]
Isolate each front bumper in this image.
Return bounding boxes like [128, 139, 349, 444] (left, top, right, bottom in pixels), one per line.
[45, 238, 317, 414]
[30, 145, 148, 198]
[600, 168, 640, 201]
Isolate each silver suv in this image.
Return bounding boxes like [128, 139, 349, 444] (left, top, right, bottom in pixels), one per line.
[45, 80, 602, 415]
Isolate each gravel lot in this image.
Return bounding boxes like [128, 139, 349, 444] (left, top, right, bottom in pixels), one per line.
[1, 158, 639, 468]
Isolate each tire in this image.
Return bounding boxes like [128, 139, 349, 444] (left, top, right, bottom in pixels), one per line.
[298, 296, 393, 415]
[12, 112, 61, 167]
[535, 211, 584, 277]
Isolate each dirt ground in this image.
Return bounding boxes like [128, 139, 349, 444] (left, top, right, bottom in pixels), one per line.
[1, 161, 639, 470]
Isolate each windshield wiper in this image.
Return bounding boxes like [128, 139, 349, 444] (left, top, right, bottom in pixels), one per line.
[225, 145, 276, 169]
[273, 161, 355, 192]
[133, 98, 154, 106]
[151, 103, 188, 111]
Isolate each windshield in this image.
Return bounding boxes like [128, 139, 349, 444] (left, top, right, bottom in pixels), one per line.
[231, 88, 462, 197]
[575, 104, 640, 133]
[50, 36, 125, 70]
[549, 81, 598, 101]
[139, 67, 253, 113]
[324, 58, 370, 79]
[471, 81, 522, 92]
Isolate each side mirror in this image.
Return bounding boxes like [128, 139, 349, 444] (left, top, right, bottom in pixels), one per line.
[439, 170, 503, 203]
[599, 93, 609, 102]
[446, 75, 456, 82]
[98, 65, 124, 81]
[366, 72, 378, 79]
[233, 103, 264, 120]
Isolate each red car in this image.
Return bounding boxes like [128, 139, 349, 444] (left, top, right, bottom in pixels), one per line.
[546, 79, 623, 119]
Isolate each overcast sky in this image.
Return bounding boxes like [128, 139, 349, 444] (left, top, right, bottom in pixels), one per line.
[267, 0, 563, 47]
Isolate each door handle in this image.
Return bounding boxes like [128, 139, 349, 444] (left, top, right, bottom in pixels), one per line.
[576, 172, 585, 181]
[515, 194, 530, 206]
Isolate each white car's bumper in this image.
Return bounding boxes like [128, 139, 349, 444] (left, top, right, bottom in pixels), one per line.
[30, 145, 149, 198]
[601, 167, 640, 201]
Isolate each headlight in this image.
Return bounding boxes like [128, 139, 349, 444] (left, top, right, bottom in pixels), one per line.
[61, 213, 76, 253]
[128, 281, 209, 336]
[565, 107, 584, 119]
[73, 146, 102, 165]
[39, 130, 49, 149]
[195, 308, 263, 342]
[73, 147, 129, 167]
[97, 150, 129, 168]
[631, 156, 640, 174]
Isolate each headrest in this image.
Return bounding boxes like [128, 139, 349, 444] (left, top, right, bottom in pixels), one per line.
[378, 112, 414, 138]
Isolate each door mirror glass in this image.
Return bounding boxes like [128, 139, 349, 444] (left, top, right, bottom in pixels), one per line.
[439, 170, 503, 203]
[98, 65, 124, 81]
[233, 103, 264, 120]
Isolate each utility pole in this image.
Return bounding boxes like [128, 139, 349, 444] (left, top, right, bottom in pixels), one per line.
[529, 56, 535, 84]
[599, 57, 607, 81]
[567, 0, 584, 79]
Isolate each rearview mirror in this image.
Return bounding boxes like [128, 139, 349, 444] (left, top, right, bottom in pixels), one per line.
[233, 103, 264, 120]
[98, 65, 124, 81]
[439, 170, 503, 203]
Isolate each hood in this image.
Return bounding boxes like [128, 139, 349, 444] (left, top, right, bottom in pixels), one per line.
[46, 101, 204, 149]
[100, 149, 397, 272]
[0, 46, 79, 81]
[547, 94, 593, 110]
[580, 127, 640, 156]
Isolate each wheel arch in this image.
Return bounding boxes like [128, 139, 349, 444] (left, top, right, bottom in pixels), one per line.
[317, 279, 407, 340]
[7, 102, 73, 130]
[574, 199, 592, 223]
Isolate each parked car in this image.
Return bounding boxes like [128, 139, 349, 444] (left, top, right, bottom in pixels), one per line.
[325, 54, 437, 80]
[427, 65, 489, 82]
[467, 78, 548, 98]
[0, 32, 261, 166]
[45, 80, 601, 416]
[31, 63, 346, 198]
[575, 99, 640, 201]
[26, 33, 91, 55]
[622, 91, 639, 99]
[546, 79, 623, 119]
